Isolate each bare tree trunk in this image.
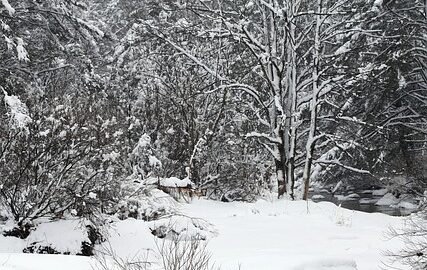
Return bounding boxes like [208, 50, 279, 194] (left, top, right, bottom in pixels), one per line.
[302, 0, 322, 200]
[277, 128, 288, 197]
[286, 7, 298, 199]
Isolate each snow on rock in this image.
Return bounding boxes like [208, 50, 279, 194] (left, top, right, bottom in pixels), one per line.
[372, 188, 388, 196]
[375, 193, 400, 206]
[359, 198, 379, 205]
[345, 193, 360, 199]
[160, 177, 194, 187]
[391, 201, 418, 210]
[312, 194, 325, 200]
[334, 193, 359, 201]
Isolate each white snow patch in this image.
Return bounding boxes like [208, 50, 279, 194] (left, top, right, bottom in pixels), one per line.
[26, 219, 90, 254]
[3, 89, 32, 131]
[0, 199, 409, 270]
[88, 192, 97, 199]
[160, 177, 194, 188]
[293, 258, 358, 270]
[359, 198, 379, 205]
[148, 155, 162, 168]
[16, 37, 30, 62]
[335, 193, 359, 201]
[375, 193, 400, 206]
[391, 201, 418, 210]
[372, 188, 388, 196]
[1, 0, 15, 16]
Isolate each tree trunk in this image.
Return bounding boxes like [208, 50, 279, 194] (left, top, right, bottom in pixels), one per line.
[302, 0, 322, 200]
[277, 128, 288, 197]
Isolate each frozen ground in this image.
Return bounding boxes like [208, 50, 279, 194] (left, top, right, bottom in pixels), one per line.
[0, 199, 407, 270]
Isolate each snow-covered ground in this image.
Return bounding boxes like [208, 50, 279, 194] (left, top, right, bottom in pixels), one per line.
[0, 199, 407, 270]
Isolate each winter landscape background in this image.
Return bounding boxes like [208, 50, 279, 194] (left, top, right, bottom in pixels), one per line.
[1, 0, 427, 269]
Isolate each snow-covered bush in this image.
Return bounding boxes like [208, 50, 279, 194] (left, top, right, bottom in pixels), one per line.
[388, 209, 427, 269]
[0, 95, 122, 236]
[116, 179, 177, 221]
[155, 237, 219, 270]
[149, 215, 217, 241]
[129, 134, 162, 181]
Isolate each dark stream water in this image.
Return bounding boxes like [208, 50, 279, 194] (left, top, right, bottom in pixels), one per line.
[310, 189, 418, 216]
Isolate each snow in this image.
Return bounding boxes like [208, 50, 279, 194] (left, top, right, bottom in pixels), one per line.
[179, 199, 406, 270]
[391, 201, 418, 210]
[0, 199, 408, 270]
[335, 194, 359, 201]
[373, 0, 383, 6]
[25, 219, 90, 254]
[2, 89, 32, 131]
[76, 18, 104, 37]
[372, 188, 388, 196]
[0, 253, 93, 270]
[88, 192, 97, 199]
[375, 193, 399, 206]
[160, 177, 194, 188]
[16, 37, 30, 62]
[1, 0, 15, 16]
[148, 155, 161, 168]
[312, 194, 325, 200]
[293, 259, 357, 270]
[4, 35, 13, 50]
[359, 198, 378, 205]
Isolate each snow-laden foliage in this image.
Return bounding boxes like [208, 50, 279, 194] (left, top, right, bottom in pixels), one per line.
[2, 88, 32, 131]
[116, 181, 177, 221]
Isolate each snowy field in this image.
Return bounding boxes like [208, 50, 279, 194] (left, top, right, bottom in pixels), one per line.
[0, 199, 407, 270]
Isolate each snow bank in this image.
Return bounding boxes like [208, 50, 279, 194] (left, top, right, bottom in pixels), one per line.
[0, 199, 408, 270]
[0, 253, 94, 270]
[293, 258, 357, 270]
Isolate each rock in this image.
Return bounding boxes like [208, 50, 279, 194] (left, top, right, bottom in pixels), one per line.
[359, 198, 378, 204]
[372, 189, 388, 196]
[375, 193, 400, 206]
[346, 193, 360, 199]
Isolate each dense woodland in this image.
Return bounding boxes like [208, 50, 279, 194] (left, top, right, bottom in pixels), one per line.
[1, 0, 427, 267]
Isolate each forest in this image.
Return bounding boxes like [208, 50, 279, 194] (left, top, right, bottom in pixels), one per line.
[1, 0, 427, 270]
